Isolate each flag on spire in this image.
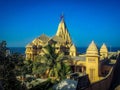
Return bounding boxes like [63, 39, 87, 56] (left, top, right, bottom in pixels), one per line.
[60, 12, 64, 20]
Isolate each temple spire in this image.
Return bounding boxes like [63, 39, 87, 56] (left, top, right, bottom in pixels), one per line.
[56, 14, 72, 44]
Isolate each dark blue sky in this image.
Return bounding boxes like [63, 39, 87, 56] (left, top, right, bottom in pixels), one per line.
[0, 0, 120, 47]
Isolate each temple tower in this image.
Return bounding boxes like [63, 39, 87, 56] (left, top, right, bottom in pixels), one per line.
[70, 44, 77, 56]
[86, 41, 99, 82]
[100, 43, 108, 59]
[56, 16, 72, 45]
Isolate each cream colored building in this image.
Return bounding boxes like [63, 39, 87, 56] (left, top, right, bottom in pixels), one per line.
[25, 16, 109, 82]
[25, 17, 76, 60]
[86, 41, 100, 82]
[70, 41, 108, 82]
[100, 43, 108, 59]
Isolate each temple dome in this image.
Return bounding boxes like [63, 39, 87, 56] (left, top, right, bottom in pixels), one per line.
[86, 41, 98, 56]
[100, 43, 108, 53]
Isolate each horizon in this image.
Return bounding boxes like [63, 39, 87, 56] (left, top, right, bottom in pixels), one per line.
[0, 0, 120, 47]
[8, 47, 120, 54]
[8, 46, 120, 48]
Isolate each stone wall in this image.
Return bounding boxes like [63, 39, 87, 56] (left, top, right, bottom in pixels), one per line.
[85, 66, 115, 90]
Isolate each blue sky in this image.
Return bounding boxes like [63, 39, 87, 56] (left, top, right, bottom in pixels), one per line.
[0, 0, 120, 47]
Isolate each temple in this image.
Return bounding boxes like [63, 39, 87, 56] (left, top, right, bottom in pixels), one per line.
[25, 16, 111, 83]
[25, 16, 75, 60]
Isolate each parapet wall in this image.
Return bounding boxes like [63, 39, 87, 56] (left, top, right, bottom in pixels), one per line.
[85, 66, 115, 90]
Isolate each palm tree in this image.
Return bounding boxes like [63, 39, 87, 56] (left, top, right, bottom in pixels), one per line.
[32, 61, 48, 78]
[39, 44, 71, 81]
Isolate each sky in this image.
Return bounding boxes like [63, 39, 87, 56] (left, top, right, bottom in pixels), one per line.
[0, 0, 120, 47]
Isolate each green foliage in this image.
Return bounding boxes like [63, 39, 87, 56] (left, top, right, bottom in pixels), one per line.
[0, 40, 7, 57]
[0, 41, 24, 90]
[58, 63, 71, 80]
[0, 43, 72, 90]
[29, 79, 53, 90]
[31, 44, 72, 82]
[32, 61, 47, 76]
[23, 60, 33, 74]
[11, 53, 25, 76]
[39, 44, 71, 81]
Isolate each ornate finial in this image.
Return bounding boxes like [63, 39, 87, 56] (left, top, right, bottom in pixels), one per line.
[92, 40, 94, 43]
[103, 43, 105, 45]
[60, 12, 64, 21]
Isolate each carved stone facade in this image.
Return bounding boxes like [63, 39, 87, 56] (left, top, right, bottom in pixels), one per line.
[25, 17, 76, 60]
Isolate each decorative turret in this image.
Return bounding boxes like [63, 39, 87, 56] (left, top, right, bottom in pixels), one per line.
[100, 43, 108, 59]
[70, 44, 76, 56]
[56, 15, 72, 44]
[86, 41, 99, 82]
[86, 41, 99, 56]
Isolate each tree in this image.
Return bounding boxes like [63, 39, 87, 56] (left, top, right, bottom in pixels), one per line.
[32, 61, 48, 78]
[0, 41, 24, 90]
[58, 63, 71, 80]
[24, 60, 33, 75]
[35, 44, 71, 81]
[0, 40, 7, 56]
[11, 53, 25, 76]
